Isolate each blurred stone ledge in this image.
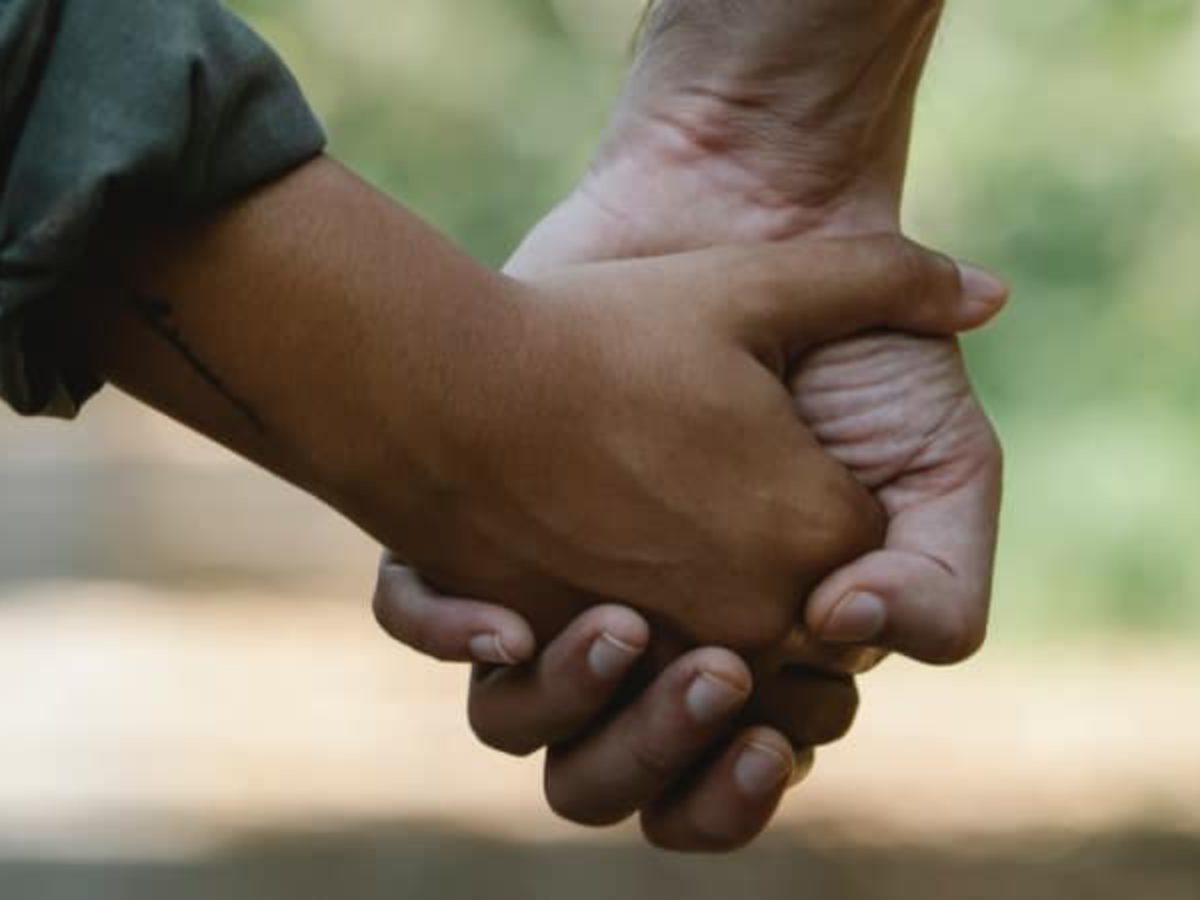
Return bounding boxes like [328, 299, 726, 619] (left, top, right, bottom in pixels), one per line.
[2, 395, 376, 585]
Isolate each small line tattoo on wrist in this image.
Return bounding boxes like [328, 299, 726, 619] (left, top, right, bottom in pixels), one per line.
[125, 293, 268, 434]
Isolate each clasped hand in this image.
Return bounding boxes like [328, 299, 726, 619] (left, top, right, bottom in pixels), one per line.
[371, 233, 1003, 847]
[372, 0, 1005, 853]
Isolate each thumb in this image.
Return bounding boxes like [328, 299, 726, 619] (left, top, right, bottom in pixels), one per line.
[735, 235, 1009, 356]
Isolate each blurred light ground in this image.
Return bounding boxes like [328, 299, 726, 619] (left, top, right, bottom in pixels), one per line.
[0, 579, 1195, 863]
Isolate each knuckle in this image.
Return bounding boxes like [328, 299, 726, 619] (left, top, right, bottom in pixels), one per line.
[719, 595, 796, 655]
[467, 697, 541, 758]
[642, 817, 747, 855]
[763, 676, 860, 747]
[370, 578, 395, 632]
[684, 812, 759, 853]
[640, 824, 686, 853]
[686, 577, 794, 654]
[544, 775, 628, 828]
[980, 421, 1005, 477]
[370, 587, 393, 634]
[791, 479, 883, 575]
[372, 586, 424, 649]
[956, 622, 989, 662]
[925, 607, 989, 666]
[629, 733, 685, 784]
[804, 682, 860, 746]
[880, 235, 955, 306]
[825, 481, 886, 559]
[543, 780, 587, 825]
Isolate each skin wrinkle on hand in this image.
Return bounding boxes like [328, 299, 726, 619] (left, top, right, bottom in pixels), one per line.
[79, 156, 990, 690]
[374, 0, 1004, 850]
[572, 0, 1002, 667]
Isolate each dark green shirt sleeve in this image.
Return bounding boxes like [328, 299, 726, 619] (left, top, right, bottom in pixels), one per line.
[0, 0, 326, 417]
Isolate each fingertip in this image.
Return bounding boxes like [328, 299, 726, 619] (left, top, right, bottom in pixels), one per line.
[805, 551, 896, 646]
[585, 605, 652, 655]
[956, 261, 1009, 326]
[688, 646, 754, 690]
[639, 726, 794, 853]
[732, 731, 795, 801]
[560, 605, 650, 681]
[500, 617, 539, 664]
[686, 671, 751, 726]
[471, 619, 537, 666]
[812, 591, 888, 645]
[673, 649, 755, 729]
[809, 556, 989, 666]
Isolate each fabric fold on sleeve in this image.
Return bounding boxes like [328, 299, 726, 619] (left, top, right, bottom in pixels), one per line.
[0, 0, 326, 417]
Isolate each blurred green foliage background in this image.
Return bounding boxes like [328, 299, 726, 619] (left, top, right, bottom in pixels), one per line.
[231, 0, 1200, 643]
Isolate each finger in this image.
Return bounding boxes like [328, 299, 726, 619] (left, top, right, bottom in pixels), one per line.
[731, 234, 1008, 354]
[764, 432, 884, 641]
[805, 417, 1003, 665]
[639, 729, 812, 853]
[373, 555, 536, 665]
[467, 605, 650, 756]
[543, 648, 752, 827]
[746, 663, 861, 747]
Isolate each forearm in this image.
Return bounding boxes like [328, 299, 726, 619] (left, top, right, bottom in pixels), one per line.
[70, 156, 519, 551]
[616, 0, 945, 236]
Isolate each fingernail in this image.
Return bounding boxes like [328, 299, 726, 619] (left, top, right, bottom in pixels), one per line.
[588, 632, 642, 680]
[821, 592, 888, 644]
[735, 743, 793, 798]
[958, 262, 1009, 311]
[469, 633, 517, 666]
[685, 672, 748, 725]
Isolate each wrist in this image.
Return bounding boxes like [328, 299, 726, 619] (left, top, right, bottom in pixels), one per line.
[582, 0, 951, 253]
[512, 136, 900, 278]
[91, 155, 532, 567]
[314, 272, 536, 557]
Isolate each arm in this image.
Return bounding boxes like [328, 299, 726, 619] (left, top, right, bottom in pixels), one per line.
[72, 153, 997, 653]
[70, 157, 514, 554]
